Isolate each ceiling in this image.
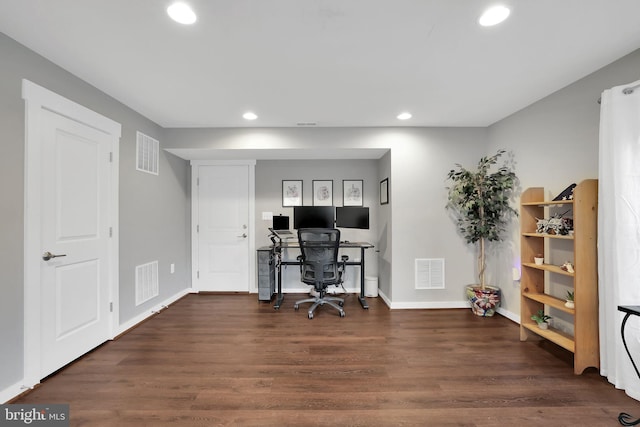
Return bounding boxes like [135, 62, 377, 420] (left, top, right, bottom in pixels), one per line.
[2, 0, 640, 129]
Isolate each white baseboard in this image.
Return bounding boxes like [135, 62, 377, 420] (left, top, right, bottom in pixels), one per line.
[497, 307, 519, 324]
[116, 288, 193, 335]
[0, 380, 30, 404]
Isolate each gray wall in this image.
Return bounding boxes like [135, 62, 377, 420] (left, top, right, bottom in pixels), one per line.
[0, 33, 190, 393]
[487, 48, 640, 317]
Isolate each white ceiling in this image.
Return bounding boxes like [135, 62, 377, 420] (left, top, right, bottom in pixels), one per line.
[2, 0, 640, 129]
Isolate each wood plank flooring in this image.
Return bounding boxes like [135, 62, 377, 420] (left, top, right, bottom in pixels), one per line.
[13, 293, 640, 426]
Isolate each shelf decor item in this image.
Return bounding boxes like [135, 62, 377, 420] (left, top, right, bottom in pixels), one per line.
[531, 309, 552, 330]
[534, 254, 544, 265]
[565, 290, 575, 309]
[446, 149, 518, 317]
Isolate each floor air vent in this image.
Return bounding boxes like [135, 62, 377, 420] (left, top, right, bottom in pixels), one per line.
[415, 258, 445, 290]
[135, 261, 159, 306]
[136, 131, 159, 175]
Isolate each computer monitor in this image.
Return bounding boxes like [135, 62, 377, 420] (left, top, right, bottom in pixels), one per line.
[335, 206, 369, 229]
[293, 206, 335, 229]
[272, 215, 289, 230]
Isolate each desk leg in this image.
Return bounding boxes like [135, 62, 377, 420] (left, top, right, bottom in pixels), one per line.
[358, 246, 369, 309]
[274, 253, 284, 310]
[618, 312, 640, 426]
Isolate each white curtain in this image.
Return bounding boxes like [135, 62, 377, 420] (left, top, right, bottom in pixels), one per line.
[599, 79, 640, 400]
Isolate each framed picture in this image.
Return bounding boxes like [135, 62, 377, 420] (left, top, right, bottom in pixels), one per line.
[343, 180, 363, 206]
[380, 178, 389, 205]
[312, 180, 333, 206]
[282, 180, 303, 207]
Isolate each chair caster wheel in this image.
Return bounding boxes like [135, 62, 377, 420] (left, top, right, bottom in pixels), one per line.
[308, 313, 314, 319]
[338, 301, 344, 307]
[294, 304, 299, 310]
[340, 311, 345, 317]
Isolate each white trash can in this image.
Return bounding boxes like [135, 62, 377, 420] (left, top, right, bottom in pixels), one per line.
[364, 276, 378, 297]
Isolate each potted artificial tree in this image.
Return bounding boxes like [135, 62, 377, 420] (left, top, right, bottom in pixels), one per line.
[446, 149, 518, 317]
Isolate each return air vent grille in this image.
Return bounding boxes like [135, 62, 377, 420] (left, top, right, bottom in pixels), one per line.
[415, 258, 445, 290]
[136, 131, 159, 175]
[135, 260, 159, 306]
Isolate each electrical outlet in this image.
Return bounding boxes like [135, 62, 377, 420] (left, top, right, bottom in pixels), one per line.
[170, 263, 175, 274]
[262, 212, 273, 220]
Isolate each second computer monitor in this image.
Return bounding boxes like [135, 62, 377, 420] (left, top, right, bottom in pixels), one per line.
[335, 206, 369, 229]
[293, 206, 335, 229]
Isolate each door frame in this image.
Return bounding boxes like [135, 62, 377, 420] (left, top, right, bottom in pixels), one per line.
[191, 160, 256, 293]
[22, 80, 121, 387]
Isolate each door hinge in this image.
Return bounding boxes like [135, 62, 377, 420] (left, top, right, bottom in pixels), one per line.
[197, 271, 200, 279]
[109, 302, 113, 312]
[109, 227, 113, 237]
[197, 177, 199, 186]
[109, 152, 113, 163]
[197, 225, 199, 233]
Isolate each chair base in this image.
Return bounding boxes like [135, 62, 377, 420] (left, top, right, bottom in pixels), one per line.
[294, 295, 345, 319]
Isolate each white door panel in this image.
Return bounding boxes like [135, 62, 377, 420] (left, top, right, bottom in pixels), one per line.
[40, 109, 111, 377]
[196, 165, 250, 292]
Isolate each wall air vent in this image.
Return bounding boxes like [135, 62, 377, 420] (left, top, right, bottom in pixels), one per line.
[415, 258, 445, 290]
[296, 122, 317, 126]
[136, 131, 159, 175]
[135, 260, 159, 306]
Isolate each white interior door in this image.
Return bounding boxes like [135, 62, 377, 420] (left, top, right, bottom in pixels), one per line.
[195, 164, 252, 292]
[23, 80, 120, 384]
[40, 111, 112, 377]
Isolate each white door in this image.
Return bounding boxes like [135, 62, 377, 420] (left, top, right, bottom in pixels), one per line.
[195, 164, 252, 292]
[40, 111, 113, 376]
[22, 80, 120, 384]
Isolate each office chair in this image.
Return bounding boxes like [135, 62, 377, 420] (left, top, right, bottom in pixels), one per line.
[294, 228, 348, 319]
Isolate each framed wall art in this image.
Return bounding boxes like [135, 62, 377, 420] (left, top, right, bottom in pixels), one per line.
[282, 180, 303, 206]
[380, 178, 389, 205]
[343, 180, 363, 206]
[312, 180, 333, 206]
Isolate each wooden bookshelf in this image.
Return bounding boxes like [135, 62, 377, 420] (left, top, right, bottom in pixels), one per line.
[519, 179, 599, 374]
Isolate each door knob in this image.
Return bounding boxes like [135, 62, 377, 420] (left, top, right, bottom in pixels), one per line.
[42, 251, 67, 261]
[237, 233, 247, 238]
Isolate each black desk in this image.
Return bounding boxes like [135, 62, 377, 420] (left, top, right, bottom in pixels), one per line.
[271, 240, 374, 310]
[617, 306, 640, 426]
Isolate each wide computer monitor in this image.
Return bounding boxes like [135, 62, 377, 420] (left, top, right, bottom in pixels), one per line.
[335, 206, 370, 229]
[293, 206, 335, 229]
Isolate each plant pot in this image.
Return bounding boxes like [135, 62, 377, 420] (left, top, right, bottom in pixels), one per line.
[465, 285, 501, 317]
[565, 300, 575, 309]
[534, 257, 544, 265]
[537, 322, 549, 330]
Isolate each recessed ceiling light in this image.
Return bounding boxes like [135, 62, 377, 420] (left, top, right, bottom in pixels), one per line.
[397, 112, 412, 120]
[243, 112, 258, 121]
[479, 6, 510, 27]
[167, 2, 197, 25]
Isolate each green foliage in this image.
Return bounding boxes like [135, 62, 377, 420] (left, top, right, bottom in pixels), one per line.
[446, 150, 518, 289]
[531, 309, 552, 324]
[566, 290, 574, 301]
[446, 149, 518, 245]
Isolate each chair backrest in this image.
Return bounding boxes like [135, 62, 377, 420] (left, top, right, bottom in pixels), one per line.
[297, 228, 341, 286]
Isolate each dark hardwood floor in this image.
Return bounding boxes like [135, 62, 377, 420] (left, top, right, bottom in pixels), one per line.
[13, 293, 640, 426]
